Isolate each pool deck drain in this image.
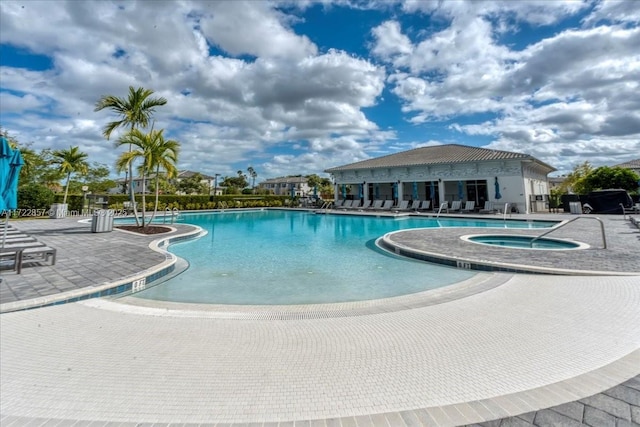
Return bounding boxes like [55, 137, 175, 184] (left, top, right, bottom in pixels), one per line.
[1, 211, 639, 426]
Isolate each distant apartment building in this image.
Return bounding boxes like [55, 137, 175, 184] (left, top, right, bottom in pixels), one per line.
[109, 170, 222, 195]
[258, 176, 311, 196]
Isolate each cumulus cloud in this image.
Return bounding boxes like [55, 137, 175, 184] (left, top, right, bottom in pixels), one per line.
[371, 1, 640, 174]
[0, 0, 388, 178]
[1, 0, 638, 180]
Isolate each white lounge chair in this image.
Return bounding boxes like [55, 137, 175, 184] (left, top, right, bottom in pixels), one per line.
[357, 200, 372, 210]
[367, 200, 383, 210]
[449, 200, 462, 212]
[409, 200, 421, 211]
[478, 201, 495, 214]
[379, 200, 394, 210]
[419, 200, 431, 211]
[395, 200, 409, 211]
[461, 201, 475, 213]
[341, 200, 353, 209]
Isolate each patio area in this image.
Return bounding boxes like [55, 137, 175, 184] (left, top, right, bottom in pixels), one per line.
[1, 211, 639, 426]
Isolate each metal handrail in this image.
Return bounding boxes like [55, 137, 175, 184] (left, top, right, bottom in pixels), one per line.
[530, 216, 607, 249]
[163, 207, 171, 224]
[503, 203, 511, 221]
[435, 202, 448, 218]
[171, 207, 180, 224]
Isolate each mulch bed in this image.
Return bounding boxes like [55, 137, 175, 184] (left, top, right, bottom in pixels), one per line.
[115, 225, 173, 235]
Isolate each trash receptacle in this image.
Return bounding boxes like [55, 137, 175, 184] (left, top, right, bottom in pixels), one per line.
[49, 203, 68, 219]
[91, 209, 114, 233]
[569, 201, 582, 214]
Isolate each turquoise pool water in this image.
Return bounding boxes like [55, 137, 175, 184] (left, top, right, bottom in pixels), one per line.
[468, 235, 580, 249]
[132, 210, 556, 305]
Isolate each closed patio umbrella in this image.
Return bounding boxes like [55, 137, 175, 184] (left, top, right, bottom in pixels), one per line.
[358, 183, 363, 199]
[374, 183, 379, 199]
[430, 181, 435, 202]
[1, 143, 23, 248]
[494, 177, 502, 200]
[412, 182, 418, 200]
[458, 180, 464, 200]
[393, 182, 398, 200]
[341, 184, 346, 199]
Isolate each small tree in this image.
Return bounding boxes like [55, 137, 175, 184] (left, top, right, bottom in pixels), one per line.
[51, 146, 89, 205]
[177, 173, 208, 194]
[582, 166, 640, 194]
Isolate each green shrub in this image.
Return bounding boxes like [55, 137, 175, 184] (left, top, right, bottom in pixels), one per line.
[18, 184, 55, 211]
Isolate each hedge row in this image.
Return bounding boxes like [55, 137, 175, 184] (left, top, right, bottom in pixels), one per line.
[105, 194, 293, 211]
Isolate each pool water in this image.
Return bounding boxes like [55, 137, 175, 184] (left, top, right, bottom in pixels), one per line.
[132, 210, 556, 305]
[468, 235, 581, 249]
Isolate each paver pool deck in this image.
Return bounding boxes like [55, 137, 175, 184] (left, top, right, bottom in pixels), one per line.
[1, 210, 639, 426]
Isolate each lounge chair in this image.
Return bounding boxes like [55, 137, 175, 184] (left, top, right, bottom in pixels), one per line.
[18, 246, 57, 274]
[357, 200, 372, 210]
[478, 201, 496, 214]
[333, 200, 344, 208]
[449, 200, 462, 212]
[379, 200, 394, 210]
[461, 201, 475, 213]
[409, 200, 421, 211]
[419, 200, 431, 211]
[337, 200, 352, 209]
[395, 200, 409, 211]
[349, 200, 362, 209]
[367, 200, 383, 210]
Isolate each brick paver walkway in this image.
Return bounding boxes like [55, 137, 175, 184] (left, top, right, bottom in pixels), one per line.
[1, 211, 639, 426]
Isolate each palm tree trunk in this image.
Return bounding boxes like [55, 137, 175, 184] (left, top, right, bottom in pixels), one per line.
[128, 124, 141, 226]
[141, 171, 147, 229]
[149, 166, 160, 224]
[63, 172, 71, 205]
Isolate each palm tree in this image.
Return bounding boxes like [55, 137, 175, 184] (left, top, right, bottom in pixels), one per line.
[247, 166, 257, 192]
[115, 129, 179, 229]
[51, 146, 89, 205]
[95, 86, 167, 225]
[146, 132, 180, 224]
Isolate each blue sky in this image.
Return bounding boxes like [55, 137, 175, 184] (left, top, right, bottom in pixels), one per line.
[1, 0, 639, 181]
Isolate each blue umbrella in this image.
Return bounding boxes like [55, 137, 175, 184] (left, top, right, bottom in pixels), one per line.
[430, 181, 435, 202]
[457, 180, 464, 200]
[290, 184, 295, 199]
[393, 182, 398, 200]
[313, 185, 317, 199]
[358, 183, 363, 199]
[0, 137, 13, 212]
[341, 184, 346, 199]
[374, 183, 379, 199]
[1, 143, 23, 248]
[2, 149, 23, 209]
[494, 177, 502, 200]
[412, 182, 418, 200]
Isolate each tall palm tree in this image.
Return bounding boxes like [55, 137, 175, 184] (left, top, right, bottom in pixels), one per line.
[115, 129, 179, 229]
[147, 132, 180, 224]
[95, 86, 167, 225]
[247, 166, 257, 192]
[51, 146, 89, 205]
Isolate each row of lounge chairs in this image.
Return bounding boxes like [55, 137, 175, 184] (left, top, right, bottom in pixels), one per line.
[332, 199, 493, 213]
[0, 223, 57, 274]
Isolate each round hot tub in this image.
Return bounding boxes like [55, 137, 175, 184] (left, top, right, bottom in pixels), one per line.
[462, 234, 588, 250]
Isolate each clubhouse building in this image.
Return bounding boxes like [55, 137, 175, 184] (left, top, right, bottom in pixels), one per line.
[325, 144, 556, 214]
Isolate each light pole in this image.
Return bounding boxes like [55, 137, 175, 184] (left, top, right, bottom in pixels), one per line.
[82, 185, 89, 214]
[213, 173, 220, 196]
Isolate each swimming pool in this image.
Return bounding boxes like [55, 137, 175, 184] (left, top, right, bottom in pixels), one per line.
[464, 234, 584, 250]
[132, 210, 556, 305]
